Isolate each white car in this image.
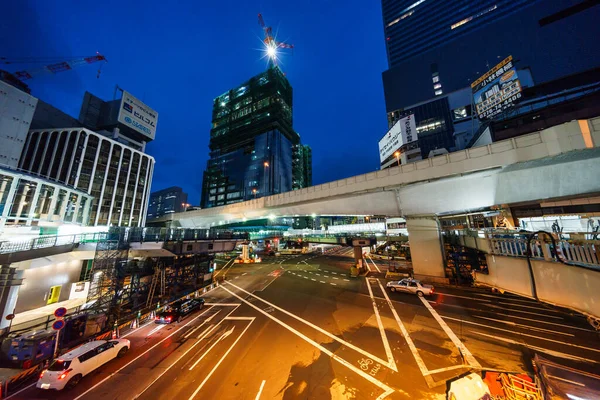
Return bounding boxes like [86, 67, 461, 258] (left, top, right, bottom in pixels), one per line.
[386, 278, 434, 297]
[37, 339, 130, 391]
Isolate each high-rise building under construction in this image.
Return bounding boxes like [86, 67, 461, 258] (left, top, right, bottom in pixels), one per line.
[201, 66, 311, 208]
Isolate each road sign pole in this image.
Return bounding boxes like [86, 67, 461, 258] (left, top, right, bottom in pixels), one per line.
[54, 329, 60, 358]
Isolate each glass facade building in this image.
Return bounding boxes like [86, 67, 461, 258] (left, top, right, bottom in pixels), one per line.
[201, 66, 311, 208]
[382, 0, 536, 68]
[0, 166, 93, 229]
[381, 0, 600, 161]
[147, 186, 188, 219]
[19, 128, 154, 227]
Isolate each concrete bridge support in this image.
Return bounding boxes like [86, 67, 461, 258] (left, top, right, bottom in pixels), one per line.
[405, 217, 445, 279]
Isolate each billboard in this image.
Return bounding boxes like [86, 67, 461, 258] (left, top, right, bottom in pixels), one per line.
[471, 55, 522, 120]
[378, 114, 417, 163]
[117, 91, 158, 140]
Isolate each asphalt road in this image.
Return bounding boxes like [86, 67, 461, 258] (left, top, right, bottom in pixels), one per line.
[9, 249, 600, 399]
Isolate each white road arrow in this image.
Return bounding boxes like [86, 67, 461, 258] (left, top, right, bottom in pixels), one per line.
[183, 310, 221, 339]
[189, 326, 236, 370]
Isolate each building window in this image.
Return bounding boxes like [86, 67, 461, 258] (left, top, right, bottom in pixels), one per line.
[433, 83, 442, 89]
[432, 76, 439, 83]
[435, 89, 443, 96]
[453, 106, 470, 120]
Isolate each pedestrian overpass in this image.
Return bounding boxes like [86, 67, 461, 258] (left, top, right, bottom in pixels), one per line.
[163, 118, 600, 280]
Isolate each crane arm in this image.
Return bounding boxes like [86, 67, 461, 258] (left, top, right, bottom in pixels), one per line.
[13, 54, 107, 80]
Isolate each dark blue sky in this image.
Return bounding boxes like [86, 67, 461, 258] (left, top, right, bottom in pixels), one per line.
[2, 1, 389, 204]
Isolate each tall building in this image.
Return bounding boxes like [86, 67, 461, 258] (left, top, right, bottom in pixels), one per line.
[19, 128, 154, 227]
[78, 89, 158, 153]
[201, 66, 310, 208]
[147, 186, 188, 219]
[0, 80, 38, 169]
[381, 0, 600, 156]
[292, 144, 312, 189]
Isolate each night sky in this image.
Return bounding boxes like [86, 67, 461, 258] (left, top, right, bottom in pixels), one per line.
[2, 1, 389, 204]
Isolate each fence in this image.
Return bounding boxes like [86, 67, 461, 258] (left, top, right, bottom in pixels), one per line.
[486, 232, 600, 269]
[0, 232, 105, 255]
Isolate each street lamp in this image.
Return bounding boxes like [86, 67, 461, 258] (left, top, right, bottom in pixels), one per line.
[394, 151, 401, 167]
[263, 161, 269, 194]
[252, 188, 257, 199]
[181, 203, 190, 212]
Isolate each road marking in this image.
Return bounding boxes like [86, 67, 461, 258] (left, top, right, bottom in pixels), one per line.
[316, 273, 321, 276]
[330, 283, 337, 286]
[255, 380, 267, 399]
[473, 315, 574, 337]
[333, 277, 339, 280]
[226, 316, 255, 320]
[332, 272, 338, 275]
[443, 316, 600, 353]
[435, 293, 492, 302]
[418, 297, 481, 368]
[220, 285, 395, 399]
[471, 331, 600, 364]
[225, 282, 396, 370]
[497, 301, 564, 313]
[489, 313, 595, 332]
[184, 310, 220, 339]
[205, 303, 241, 306]
[3, 383, 35, 400]
[189, 326, 236, 370]
[343, 279, 349, 282]
[367, 255, 382, 272]
[424, 365, 471, 376]
[435, 301, 564, 319]
[311, 278, 316, 281]
[76, 306, 217, 400]
[188, 319, 255, 399]
[146, 324, 166, 337]
[320, 281, 326, 283]
[122, 320, 155, 338]
[374, 279, 434, 387]
[366, 279, 397, 371]
[214, 259, 235, 278]
[242, 272, 248, 276]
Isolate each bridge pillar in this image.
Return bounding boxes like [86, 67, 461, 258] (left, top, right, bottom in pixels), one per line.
[353, 246, 365, 272]
[405, 217, 445, 278]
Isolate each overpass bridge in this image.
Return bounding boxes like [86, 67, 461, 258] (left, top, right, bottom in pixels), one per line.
[161, 118, 600, 279]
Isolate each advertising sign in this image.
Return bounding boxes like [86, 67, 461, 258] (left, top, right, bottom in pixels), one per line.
[117, 90, 158, 140]
[378, 114, 417, 163]
[471, 56, 522, 120]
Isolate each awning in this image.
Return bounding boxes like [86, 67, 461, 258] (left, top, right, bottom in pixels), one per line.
[128, 248, 175, 258]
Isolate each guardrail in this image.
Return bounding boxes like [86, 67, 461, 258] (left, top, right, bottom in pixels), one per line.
[0, 232, 106, 255]
[486, 232, 600, 268]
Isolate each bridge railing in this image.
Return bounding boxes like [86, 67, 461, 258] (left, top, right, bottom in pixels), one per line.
[485, 232, 600, 268]
[0, 232, 106, 255]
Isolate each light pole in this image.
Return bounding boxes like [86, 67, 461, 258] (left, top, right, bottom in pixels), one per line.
[394, 151, 401, 167]
[181, 203, 190, 212]
[252, 188, 257, 199]
[263, 161, 269, 195]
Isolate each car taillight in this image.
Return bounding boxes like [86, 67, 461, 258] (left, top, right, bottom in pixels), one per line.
[166, 317, 172, 321]
[58, 369, 72, 380]
[40, 370, 46, 379]
[155, 316, 160, 320]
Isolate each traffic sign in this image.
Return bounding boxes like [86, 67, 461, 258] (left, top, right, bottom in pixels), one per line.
[54, 307, 67, 318]
[5, 314, 14, 321]
[52, 320, 65, 330]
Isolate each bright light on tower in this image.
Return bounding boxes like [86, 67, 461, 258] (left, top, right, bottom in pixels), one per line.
[266, 45, 277, 59]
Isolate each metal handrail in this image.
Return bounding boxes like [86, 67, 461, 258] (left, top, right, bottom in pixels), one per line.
[0, 232, 106, 254]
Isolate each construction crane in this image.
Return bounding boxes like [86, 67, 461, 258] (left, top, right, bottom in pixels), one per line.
[258, 13, 294, 66]
[0, 53, 107, 93]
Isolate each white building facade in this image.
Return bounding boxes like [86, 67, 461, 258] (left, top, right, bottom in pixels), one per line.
[0, 80, 38, 169]
[19, 128, 154, 227]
